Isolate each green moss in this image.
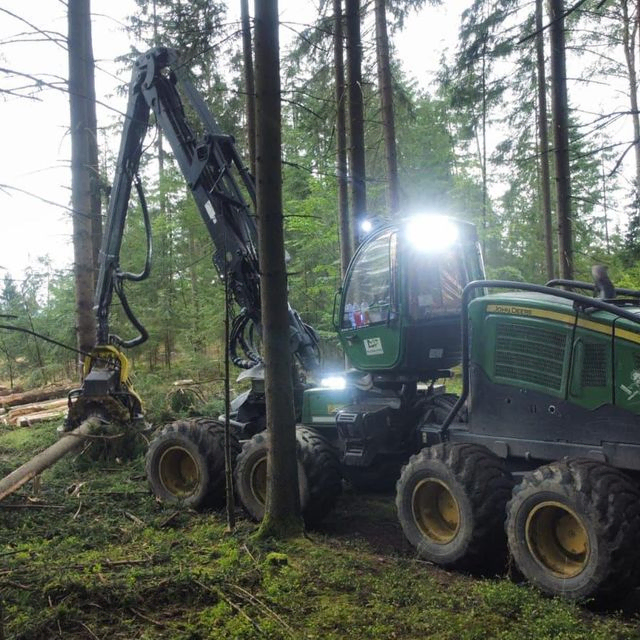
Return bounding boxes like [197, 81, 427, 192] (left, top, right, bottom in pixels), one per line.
[1, 428, 639, 639]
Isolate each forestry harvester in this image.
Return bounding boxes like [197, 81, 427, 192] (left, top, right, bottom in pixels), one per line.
[62, 47, 484, 525]
[61, 47, 640, 602]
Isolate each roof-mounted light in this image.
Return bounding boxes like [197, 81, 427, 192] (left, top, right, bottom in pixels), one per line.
[405, 215, 459, 251]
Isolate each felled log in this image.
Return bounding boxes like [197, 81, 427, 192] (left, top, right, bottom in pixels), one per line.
[0, 417, 99, 501]
[0, 385, 74, 409]
[7, 398, 68, 422]
[15, 410, 67, 427]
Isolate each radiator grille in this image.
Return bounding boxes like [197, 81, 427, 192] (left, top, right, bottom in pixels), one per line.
[581, 342, 608, 388]
[494, 321, 567, 391]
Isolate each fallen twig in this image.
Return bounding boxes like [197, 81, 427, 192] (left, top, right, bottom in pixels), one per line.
[129, 607, 166, 628]
[242, 544, 257, 564]
[230, 583, 294, 636]
[0, 503, 65, 509]
[159, 511, 180, 528]
[103, 558, 153, 568]
[75, 620, 101, 640]
[124, 511, 145, 526]
[193, 579, 262, 634]
[0, 579, 31, 590]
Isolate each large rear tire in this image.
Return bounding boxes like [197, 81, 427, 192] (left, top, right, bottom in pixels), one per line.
[396, 443, 513, 571]
[145, 418, 239, 510]
[506, 459, 640, 601]
[235, 426, 342, 527]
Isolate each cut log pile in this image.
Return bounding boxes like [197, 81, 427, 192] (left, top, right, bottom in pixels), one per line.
[0, 385, 73, 426]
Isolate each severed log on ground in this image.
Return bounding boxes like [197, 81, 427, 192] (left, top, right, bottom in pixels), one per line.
[0, 385, 74, 409]
[7, 398, 68, 422]
[0, 417, 100, 501]
[14, 410, 67, 427]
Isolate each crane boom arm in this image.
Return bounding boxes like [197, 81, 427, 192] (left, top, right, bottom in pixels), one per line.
[94, 47, 319, 373]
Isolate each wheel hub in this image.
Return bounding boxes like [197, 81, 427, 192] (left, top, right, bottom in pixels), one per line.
[525, 500, 589, 578]
[412, 478, 460, 544]
[159, 446, 200, 496]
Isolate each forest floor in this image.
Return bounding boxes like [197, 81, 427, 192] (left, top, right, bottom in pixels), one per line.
[0, 419, 640, 639]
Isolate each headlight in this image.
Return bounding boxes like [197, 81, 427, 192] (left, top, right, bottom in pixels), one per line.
[320, 375, 346, 389]
[406, 215, 458, 251]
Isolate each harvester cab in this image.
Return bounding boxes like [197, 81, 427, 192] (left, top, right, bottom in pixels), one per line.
[291, 215, 486, 490]
[335, 215, 484, 379]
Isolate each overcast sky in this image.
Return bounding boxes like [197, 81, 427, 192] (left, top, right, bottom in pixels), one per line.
[0, 1, 463, 280]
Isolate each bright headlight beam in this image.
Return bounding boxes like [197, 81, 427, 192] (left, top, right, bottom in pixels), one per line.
[320, 375, 347, 389]
[406, 215, 458, 251]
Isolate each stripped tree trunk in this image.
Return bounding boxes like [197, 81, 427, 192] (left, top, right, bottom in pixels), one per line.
[254, 0, 303, 538]
[374, 0, 399, 215]
[345, 0, 367, 249]
[68, 0, 98, 363]
[535, 0, 554, 280]
[334, 0, 351, 274]
[548, 0, 573, 280]
[242, 0, 257, 177]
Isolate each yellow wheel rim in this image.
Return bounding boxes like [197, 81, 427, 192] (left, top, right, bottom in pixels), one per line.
[159, 446, 200, 496]
[412, 478, 460, 544]
[250, 457, 267, 505]
[525, 501, 589, 578]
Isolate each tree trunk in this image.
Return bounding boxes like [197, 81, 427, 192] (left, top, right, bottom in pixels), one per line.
[374, 0, 399, 216]
[241, 0, 257, 177]
[334, 0, 351, 275]
[254, 0, 304, 539]
[622, 0, 640, 211]
[481, 35, 488, 252]
[68, 0, 98, 363]
[548, 0, 573, 280]
[536, 0, 554, 280]
[83, 22, 102, 290]
[345, 0, 367, 249]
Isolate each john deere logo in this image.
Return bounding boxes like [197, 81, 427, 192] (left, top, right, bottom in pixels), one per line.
[490, 305, 533, 316]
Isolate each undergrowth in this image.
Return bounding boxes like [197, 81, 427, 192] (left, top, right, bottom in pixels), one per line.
[0, 420, 639, 639]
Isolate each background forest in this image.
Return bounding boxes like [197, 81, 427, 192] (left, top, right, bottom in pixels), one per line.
[2, 0, 640, 396]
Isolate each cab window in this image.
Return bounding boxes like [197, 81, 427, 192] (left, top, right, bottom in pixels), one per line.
[405, 246, 465, 321]
[342, 230, 395, 328]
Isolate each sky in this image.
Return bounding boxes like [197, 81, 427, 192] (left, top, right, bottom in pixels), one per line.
[0, 0, 465, 280]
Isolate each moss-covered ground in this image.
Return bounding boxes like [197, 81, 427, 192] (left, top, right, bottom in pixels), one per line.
[0, 420, 639, 639]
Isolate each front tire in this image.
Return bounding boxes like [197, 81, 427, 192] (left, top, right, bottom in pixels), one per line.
[506, 459, 640, 601]
[145, 418, 239, 509]
[396, 443, 512, 570]
[235, 426, 342, 526]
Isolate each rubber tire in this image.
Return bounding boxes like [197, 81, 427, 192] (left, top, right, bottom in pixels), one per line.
[235, 426, 342, 527]
[424, 393, 462, 424]
[396, 443, 513, 570]
[506, 458, 640, 601]
[145, 418, 240, 510]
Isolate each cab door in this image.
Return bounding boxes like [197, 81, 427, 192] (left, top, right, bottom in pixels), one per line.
[337, 228, 402, 371]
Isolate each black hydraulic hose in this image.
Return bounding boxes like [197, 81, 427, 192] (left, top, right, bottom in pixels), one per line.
[117, 174, 152, 283]
[108, 279, 150, 349]
[229, 311, 260, 369]
[438, 279, 640, 440]
[106, 174, 152, 349]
